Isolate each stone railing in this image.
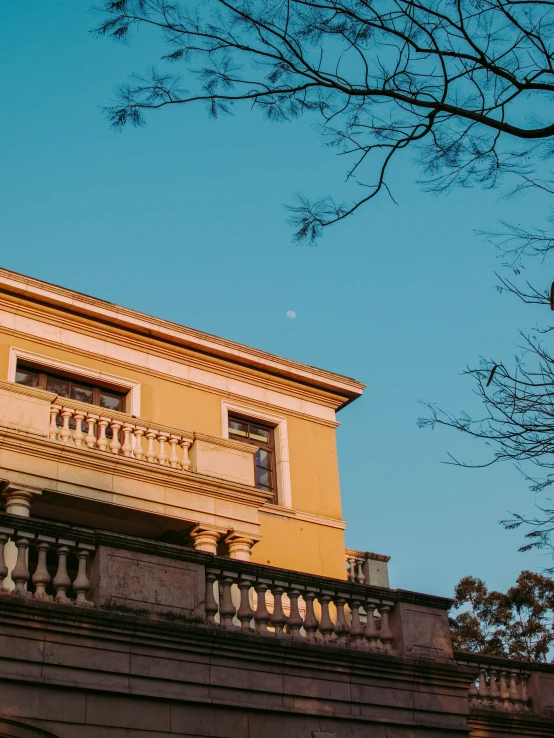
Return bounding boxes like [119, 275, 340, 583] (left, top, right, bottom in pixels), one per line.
[345, 548, 391, 588]
[205, 559, 395, 650]
[49, 396, 196, 470]
[455, 652, 554, 717]
[0, 512, 457, 661]
[0, 518, 95, 605]
[0, 380, 258, 487]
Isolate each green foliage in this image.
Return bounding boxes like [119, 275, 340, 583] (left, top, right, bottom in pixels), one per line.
[450, 571, 554, 662]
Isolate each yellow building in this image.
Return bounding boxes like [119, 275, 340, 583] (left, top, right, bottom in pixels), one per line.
[0, 267, 384, 581]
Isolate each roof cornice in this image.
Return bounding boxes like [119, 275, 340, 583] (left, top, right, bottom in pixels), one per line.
[0, 268, 364, 408]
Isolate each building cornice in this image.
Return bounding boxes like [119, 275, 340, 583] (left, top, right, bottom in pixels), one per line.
[0, 268, 365, 409]
[0, 297, 342, 423]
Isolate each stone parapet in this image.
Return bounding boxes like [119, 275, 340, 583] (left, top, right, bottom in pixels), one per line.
[0, 594, 473, 738]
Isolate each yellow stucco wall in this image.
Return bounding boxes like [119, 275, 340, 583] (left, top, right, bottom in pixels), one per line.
[254, 513, 346, 579]
[0, 306, 347, 578]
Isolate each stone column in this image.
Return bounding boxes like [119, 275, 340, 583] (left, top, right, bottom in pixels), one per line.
[190, 525, 225, 555]
[224, 533, 258, 562]
[1, 483, 41, 591]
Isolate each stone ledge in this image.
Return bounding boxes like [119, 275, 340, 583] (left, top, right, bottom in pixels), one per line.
[468, 709, 554, 737]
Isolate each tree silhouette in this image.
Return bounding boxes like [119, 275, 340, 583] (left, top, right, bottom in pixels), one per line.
[95, 0, 554, 241]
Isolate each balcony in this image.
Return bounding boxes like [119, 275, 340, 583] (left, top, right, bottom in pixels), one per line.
[0, 511, 552, 729]
[0, 379, 270, 557]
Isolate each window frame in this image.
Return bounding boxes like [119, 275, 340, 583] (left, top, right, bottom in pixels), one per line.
[15, 363, 127, 413]
[8, 348, 141, 415]
[228, 413, 278, 503]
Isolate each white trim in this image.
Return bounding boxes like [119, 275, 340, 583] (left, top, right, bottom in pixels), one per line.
[8, 347, 141, 416]
[221, 401, 292, 509]
[0, 309, 337, 424]
[0, 268, 365, 403]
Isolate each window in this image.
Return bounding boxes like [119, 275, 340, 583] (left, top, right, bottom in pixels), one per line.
[228, 415, 277, 502]
[15, 364, 126, 412]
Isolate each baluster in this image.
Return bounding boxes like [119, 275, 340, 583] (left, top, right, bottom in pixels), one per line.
[180, 438, 192, 470]
[109, 420, 122, 455]
[237, 575, 255, 630]
[74, 543, 95, 606]
[157, 432, 169, 466]
[53, 539, 74, 603]
[73, 410, 86, 447]
[133, 426, 146, 460]
[253, 579, 271, 633]
[489, 668, 502, 709]
[219, 573, 237, 628]
[478, 666, 491, 709]
[377, 602, 394, 653]
[286, 586, 304, 637]
[32, 535, 54, 599]
[146, 430, 157, 463]
[270, 582, 287, 634]
[303, 589, 319, 640]
[168, 435, 180, 468]
[49, 404, 61, 440]
[355, 557, 365, 584]
[97, 418, 109, 451]
[334, 594, 350, 645]
[499, 669, 511, 711]
[317, 592, 335, 643]
[0, 529, 11, 590]
[468, 677, 481, 709]
[59, 408, 73, 444]
[346, 556, 356, 582]
[509, 670, 522, 711]
[12, 532, 33, 595]
[349, 596, 364, 647]
[205, 569, 219, 625]
[121, 424, 134, 457]
[85, 413, 98, 448]
[363, 598, 381, 651]
[519, 673, 530, 712]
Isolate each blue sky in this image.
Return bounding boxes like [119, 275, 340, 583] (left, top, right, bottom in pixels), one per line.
[1, 1, 552, 597]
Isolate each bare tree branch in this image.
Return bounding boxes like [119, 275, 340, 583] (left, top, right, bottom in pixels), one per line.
[94, 0, 554, 241]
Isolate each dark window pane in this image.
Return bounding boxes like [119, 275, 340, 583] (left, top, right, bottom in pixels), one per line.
[257, 483, 272, 492]
[229, 418, 248, 438]
[256, 448, 271, 469]
[46, 376, 70, 397]
[71, 384, 93, 403]
[15, 368, 40, 387]
[100, 392, 123, 411]
[250, 425, 270, 443]
[256, 468, 272, 489]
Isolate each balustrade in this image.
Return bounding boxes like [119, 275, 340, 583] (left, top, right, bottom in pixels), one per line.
[457, 658, 532, 712]
[345, 551, 365, 584]
[205, 565, 396, 651]
[0, 523, 95, 606]
[47, 399, 193, 470]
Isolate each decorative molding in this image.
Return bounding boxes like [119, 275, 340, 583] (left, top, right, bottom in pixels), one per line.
[7, 347, 141, 416]
[260, 503, 348, 530]
[345, 547, 390, 562]
[0, 306, 341, 426]
[0, 268, 365, 403]
[0, 378, 56, 403]
[0, 425, 270, 512]
[221, 401, 293, 509]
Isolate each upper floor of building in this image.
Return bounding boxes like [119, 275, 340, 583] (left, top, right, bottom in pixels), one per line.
[0, 268, 387, 581]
